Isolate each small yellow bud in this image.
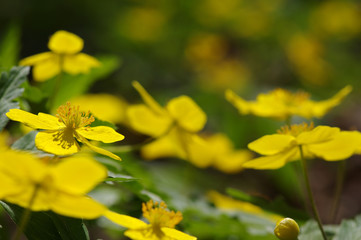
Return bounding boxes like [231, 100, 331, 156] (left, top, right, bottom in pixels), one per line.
[274, 218, 300, 240]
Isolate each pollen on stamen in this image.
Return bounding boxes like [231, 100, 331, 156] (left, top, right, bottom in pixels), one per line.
[142, 200, 183, 229]
[56, 102, 95, 129]
[277, 122, 314, 136]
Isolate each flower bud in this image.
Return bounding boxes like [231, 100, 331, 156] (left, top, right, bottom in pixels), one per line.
[274, 217, 300, 240]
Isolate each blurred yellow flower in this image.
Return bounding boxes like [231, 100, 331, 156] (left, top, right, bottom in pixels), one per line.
[286, 34, 329, 85]
[155, 133, 252, 173]
[207, 191, 283, 223]
[118, 8, 166, 42]
[310, 1, 361, 40]
[0, 151, 107, 219]
[127, 81, 207, 162]
[69, 94, 128, 125]
[19, 30, 100, 82]
[6, 102, 124, 160]
[226, 85, 352, 120]
[244, 123, 361, 169]
[105, 200, 196, 240]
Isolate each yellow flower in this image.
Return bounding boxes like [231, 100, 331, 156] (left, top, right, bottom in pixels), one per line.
[207, 191, 283, 223]
[0, 150, 107, 219]
[226, 85, 352, 120]
[19, 30, 100, 82]
[244, 123, 361, 169]
[127, 81, 207, 161]
[69, 94, 128, 125]
[310, 1, 361, 40]
[274, 218, 300, 240]
[6, 102, 124, 160]
[105, 200, 196, 240]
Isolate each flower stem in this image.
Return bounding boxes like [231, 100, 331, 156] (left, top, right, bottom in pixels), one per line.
[12, 185, 40, 240]
[329, 160, 346, 223]
[299, 146, 327, 240]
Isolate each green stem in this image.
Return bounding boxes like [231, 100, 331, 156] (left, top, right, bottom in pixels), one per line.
[12, 185, 40, 240]
[329, 160, 346, 223]
[299, 146, 327, 240]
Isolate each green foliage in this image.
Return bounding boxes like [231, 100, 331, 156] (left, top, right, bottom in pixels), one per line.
[0, 66, 29, 131]
[0, 201, 89, 240]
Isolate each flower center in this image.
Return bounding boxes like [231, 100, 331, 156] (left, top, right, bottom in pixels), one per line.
[56, 102, 94, 129]
[277, 122, 314, 137]
[142, 200, 183, 231]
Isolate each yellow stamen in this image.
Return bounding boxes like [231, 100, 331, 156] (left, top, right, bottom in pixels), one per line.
[277, 122, 314, 137]
[56, 102, 94, 129]
[142, 200, 183, 229]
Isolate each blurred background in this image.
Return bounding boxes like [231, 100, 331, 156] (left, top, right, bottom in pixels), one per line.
[2, 0, 361, 239]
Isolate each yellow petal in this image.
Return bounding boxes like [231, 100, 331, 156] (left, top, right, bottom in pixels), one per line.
[225, 89, 251, 115]
[132, 81, 165, 115]
[6, 109, 64, 130]
[32, 54, 61, 81]
[125, 229, 158, 240]
[213, 150, 253, 174]
[78, 135, 121, 160]
[162, 227, 197, 240]
[141, 134, 179, 160]
[76, 126, 124, 143]
[127, 104, 172, 137]
[248, 134, 295, 155]
[52, 156, 107, 195]
[19, 52, 54, 66]
[63, 53, 100, 75]
[186, 134, 214, 168]
[51, 194, 106, 219]
[242, 147, 298, 169]
[307, 131, 361, 161]
[310, 85, 352, 118]
[35, 130, 80, 155]
[5, 185, 52, 212]
[48, 30, 84, 54]
[166, 95, 206, 133]
[297, 126, 340, 145]
[104, 210, 148, 229]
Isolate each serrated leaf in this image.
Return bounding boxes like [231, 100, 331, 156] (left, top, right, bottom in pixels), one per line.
[11, 130, 37, 151]
[333, 214, 361, 240]
[298, 220, 337, 240]
[0, 66, 29, 131]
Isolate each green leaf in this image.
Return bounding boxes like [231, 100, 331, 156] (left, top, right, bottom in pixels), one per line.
[298, 220, 337, 240]
[22, 80, 45, 103]
[11, 130, 37, 151]
[0, 201, 62, 240]
[333, 215, 361, 240]
[90, 116, 117, 129]
[40, 55, 121, 109]
[48, 213, 90, 240]
[0, 201, 90, 240]
[0, 22, 20, 70]
[0, 66, 29, 131]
